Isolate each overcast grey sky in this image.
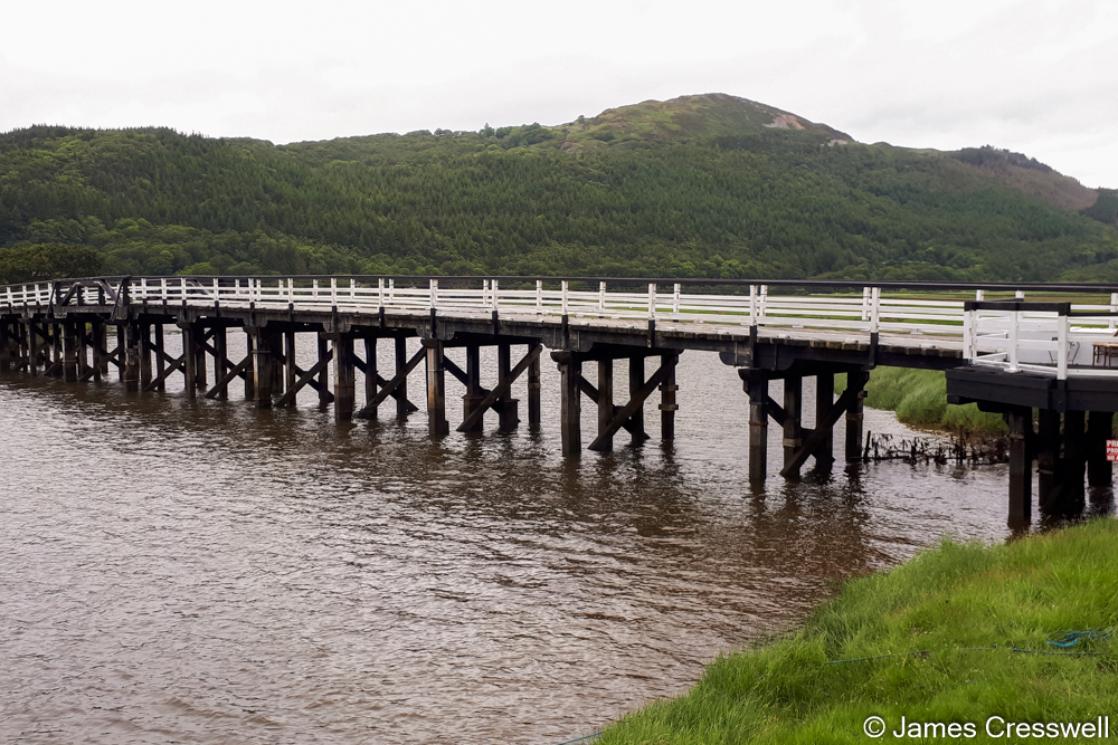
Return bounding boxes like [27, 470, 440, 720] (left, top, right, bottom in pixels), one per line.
[2, 0, 1115, 186]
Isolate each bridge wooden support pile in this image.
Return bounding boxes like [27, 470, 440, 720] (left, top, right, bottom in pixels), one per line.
[1000, 406, 1113, 528]
[552, 348, 679, 457]
[740, 366, 868, 483]
[948, 366, 1118, 530]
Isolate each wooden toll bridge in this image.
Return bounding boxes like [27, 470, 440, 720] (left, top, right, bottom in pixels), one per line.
[3, 275, 1118, 529]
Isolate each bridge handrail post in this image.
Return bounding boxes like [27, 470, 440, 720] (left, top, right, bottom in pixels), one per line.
[535, 280, 543, 313]
[430, 278, 438, 310]
[212, 277, 219, 302]
[481, 279, 488, 308]
[349, 278, 356, 303]
[1008, 309, 1020, 373]
[759, 284, 768, 325]
[330, 278, 338, 308]
[378, 277, 385, 309]
[861, 286, 871, 321]
[492, 279, 499, 311]
[312, 279, 319, 299]
[672, 283, 681, 319]
[160, 278, 168, 301]
[648, 283, 657, 319]
[1056, 312, 1069, 380]
[139, 277, 148, 302]
[561, 281, 569, 315]
[869, 286, 881, 335]
[598, 281, 606, 312]
[963, 308, 975, 360]
[389, 278, 395, 302]
[748, 284, 757, 324]
[285, 278, 293, 305]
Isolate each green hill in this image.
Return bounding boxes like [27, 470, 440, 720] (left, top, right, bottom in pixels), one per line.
[1, 93, 1116, 284]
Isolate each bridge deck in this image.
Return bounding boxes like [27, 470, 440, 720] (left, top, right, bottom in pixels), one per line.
[3, 274, 1118, 530]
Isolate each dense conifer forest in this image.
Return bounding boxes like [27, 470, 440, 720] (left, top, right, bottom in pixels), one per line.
[1, 93, 1115, 284]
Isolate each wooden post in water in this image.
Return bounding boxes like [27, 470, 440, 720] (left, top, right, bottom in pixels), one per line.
[660, 352, 678, 442]
[1036, 409, 1060, 513]
[395, 336, 410, 419]
[425, 338, 449, 437]
[193, 325, 207, 392]
[62, 318, 80, 382]
[1063, 410, 1087, 512]
[75, 319, 90, 381]
[212, 324, 227, 399]
[497, 342, 519, 432]
[181, 322, 197, 399]
[746, 373, 768, 484]
[1006, 407, 1033, 529]
[49, 321, 62, 378]
[0, 319, 11, 373]
[316, 333, 330, 408]
[97, 320, 109, 376]
[462, 343, 484, 433]
[556, 352, 582, 456]
[28, 319, 40, 375]
[782, 375, 803, 480]
[628, 355, 645, 441]
[153, 323, 166, 392]
[243, 330, 256, 401]
[284, 328, 297, 397]
[138, 321, 152, 390]
[814, 372, 835, 471]
[252, 328, 274, 409]
[333, 333, 355, 422]
[90, 318, 103, 382]
[845, 369, 868, 462]
[1086, 411, 1113, 488]
[527, 347, 541, 430]
[123, 322, 142, 392]
[594, 357, 614, 452]
[116, 325, 126, 383]
[363, 336, 378, 419]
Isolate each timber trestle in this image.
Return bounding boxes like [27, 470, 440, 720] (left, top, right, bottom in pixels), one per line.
[5, 274, 1118, 531]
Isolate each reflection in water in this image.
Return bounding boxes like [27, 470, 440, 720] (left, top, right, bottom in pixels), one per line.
[1, 345, 1016, 744]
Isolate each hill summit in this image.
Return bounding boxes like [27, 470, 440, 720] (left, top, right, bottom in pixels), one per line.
[554, 93, 852, 145]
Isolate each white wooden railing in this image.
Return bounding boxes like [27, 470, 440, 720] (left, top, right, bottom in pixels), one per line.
[5, 276, 1118, 379]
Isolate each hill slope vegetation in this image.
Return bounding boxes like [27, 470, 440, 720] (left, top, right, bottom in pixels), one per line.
[1, 93, 1116, 284]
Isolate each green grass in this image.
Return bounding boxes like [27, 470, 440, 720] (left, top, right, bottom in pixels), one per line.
[839, 367, 1007, 436]
[598, 520, 1118, 744]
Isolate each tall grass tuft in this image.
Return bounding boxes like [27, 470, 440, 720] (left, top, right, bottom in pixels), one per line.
[837, 367, 1006, 436]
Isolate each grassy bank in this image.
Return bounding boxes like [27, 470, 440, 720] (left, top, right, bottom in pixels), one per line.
[840, 367, 1007, 437]
[598, 520, 1118, 744]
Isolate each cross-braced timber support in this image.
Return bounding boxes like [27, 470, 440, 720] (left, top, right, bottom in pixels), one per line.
[354, 336, 423, 420]
[552, 348, 680, 455]
[741, 366, 868, 484]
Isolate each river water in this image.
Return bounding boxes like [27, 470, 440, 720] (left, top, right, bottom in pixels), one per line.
[1, 336, 1020, 744]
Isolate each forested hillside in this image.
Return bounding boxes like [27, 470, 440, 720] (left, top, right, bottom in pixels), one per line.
[1, 93, 1116, 284]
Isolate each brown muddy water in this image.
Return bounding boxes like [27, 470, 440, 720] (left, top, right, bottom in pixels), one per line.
[1, 335, 1021, 744]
